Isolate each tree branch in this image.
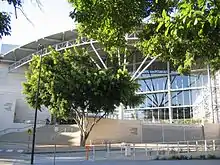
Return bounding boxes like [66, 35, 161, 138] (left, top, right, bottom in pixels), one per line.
[71, 106, 84, 132]
[16, 7, 35, 27]
[87, 112, 107, 136]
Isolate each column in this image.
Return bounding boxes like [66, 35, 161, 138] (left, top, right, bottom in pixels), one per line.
[207, 65, 214, 123]
[167, 62, 172, 123]
[118, 103, 124, 120]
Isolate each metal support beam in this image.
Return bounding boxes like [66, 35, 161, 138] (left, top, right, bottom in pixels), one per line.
[167, 62, 173, 124]
[90, 42, 107, 69]
[207, 64, 214, 123]
[90, 57, 101, 69]
[123, 48, 127, 70]
[43, 38, 62, 42]
[62, 31, 66, 41]
[118, 49, 121, 66]
[133, 55, 159, 80]
[131, 56, 148, 80]
[19, 47, 36, 52]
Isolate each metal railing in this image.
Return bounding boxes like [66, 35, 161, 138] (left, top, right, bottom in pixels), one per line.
[0, 120, 46, 136]
[0, 138, 219, 164]
[86, 139, 220, 161]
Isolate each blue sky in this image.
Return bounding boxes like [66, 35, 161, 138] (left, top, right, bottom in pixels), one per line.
[0, 0, 75, 45]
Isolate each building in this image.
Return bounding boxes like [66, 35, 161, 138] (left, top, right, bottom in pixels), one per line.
[0, 29, 219, 132]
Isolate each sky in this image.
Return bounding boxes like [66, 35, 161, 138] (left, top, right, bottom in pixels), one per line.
[0, 0, 75, 45]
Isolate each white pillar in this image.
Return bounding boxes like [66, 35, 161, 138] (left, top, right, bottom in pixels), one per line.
[118, 103, 124, 120]
[167, 62, 172, 123]
[207, 65, 214, 123]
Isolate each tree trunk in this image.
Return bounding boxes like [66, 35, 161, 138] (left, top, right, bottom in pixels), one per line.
[80, 131, 88, 147]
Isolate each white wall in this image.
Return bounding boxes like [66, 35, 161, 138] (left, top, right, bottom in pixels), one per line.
[0, 64, 50, 131]
[0, 93, 16, 131]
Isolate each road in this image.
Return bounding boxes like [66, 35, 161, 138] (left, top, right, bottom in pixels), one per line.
[0, 151, 220, 165]
[1, 159, 219, 165]
[0, 148, 220, 165]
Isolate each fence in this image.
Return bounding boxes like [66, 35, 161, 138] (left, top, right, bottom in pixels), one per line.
[0, 138, 220, 164]
[85, 139, 220, 161]
[141, 123, 204, 143]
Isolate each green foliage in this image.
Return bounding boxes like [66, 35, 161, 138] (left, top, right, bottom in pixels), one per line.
[0, 0, 22, 38]
[23, 47, 144, 145]
[68, 0, 147, 52]
[139, 0, 220, 73]
[68, 0, 220, 73]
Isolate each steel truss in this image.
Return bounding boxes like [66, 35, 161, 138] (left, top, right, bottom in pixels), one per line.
[8, 32, 138, 72]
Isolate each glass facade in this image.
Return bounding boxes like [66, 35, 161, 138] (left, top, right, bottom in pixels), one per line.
[121, 60, 218, 124]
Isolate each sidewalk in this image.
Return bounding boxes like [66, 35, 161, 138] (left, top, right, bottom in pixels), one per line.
[0, 142, 121, 154]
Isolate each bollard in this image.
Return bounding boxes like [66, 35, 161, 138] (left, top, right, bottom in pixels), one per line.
[177, 142, 180, 155]
[106, 142, 110, 157]
[105, 140, 108, 152]
[53, 144, 56, 165]
[85, 145, 90, 160]
[167, 144, 169, 155]
[213, 140, 216, 151]
[133, 144, 136, 159]
[204, 140, 207, 152]
[195, 141, 198, 152]
[121, 142, 125, 154]
[187, 141, 189, 154]
[125, 144, 131, 156]
[156, 144, 159, 156]
[92, 145, 95, 161]
[145, 144, 148, 157]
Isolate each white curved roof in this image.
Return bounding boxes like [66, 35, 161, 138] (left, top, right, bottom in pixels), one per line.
[3, 29, 78, 61]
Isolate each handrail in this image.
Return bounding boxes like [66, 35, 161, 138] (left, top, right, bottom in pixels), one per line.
[0, 125, 33, 135]
[0, 121, 46, 136]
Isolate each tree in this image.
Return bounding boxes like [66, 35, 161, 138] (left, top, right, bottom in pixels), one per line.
[23, 48, 144, 146]
[0, 0, 21, 38]
[68, 0, 220, 73]
[0, 0, 41, 38]
[140, 0, 220, 73]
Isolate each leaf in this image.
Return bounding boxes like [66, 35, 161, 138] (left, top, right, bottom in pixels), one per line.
[156, 22, 164, 32]
[194, 18, 198, 25]
[162, 9, 167, 19]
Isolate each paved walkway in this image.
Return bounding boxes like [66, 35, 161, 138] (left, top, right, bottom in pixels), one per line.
[0, 142, 118, 154]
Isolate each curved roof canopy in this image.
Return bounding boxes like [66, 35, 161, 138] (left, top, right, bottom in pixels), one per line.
[2, 29, 78, 62]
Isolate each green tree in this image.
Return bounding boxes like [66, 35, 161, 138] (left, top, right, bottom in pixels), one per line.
[68, 0, 220, 73]
[141, 0, 220, 73]
[0, 0, 22, 38]
[0, 0, 41, 38]
[23, 48, 144, 146]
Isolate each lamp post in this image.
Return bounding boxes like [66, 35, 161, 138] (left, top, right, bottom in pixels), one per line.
[30, 44, 44, 164]
[53, 123, 59, 165]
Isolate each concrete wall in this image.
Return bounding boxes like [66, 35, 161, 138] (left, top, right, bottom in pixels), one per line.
[0, 125, 80, 145]
[88, 119, 219, 144]
[0, 119, 219, 146]
[204, 123, 220, 140]
[0, 93, 16, 130]
[0, 64, 50, 131]
[88, 119, 204, 144]
[88, 119, 142, 144]
[14, 98, 50, 123]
